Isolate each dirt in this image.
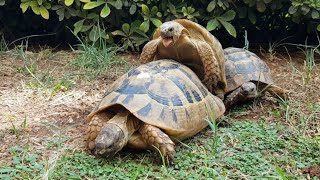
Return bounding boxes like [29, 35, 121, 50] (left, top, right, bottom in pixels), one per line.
[303, 165, 320, 177]
[0, 49, 319, 165]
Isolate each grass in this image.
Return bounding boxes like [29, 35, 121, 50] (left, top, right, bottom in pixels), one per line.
[3, 34, 128, 95]
[69, 30, 128, 80]
[1, 120, 319, 179]
[0, 34, 8, 53]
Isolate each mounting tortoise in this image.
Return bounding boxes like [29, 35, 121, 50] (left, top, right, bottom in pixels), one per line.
[139, 19, 227, 99]
[85, 59, 225, 163]
[223, 47, 289, 109]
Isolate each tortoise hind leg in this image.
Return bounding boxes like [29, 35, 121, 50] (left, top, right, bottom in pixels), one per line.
[139, 124, 175, 164]
[260, 84, 289, 100]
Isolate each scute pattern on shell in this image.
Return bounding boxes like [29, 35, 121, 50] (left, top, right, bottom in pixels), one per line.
[87, 59, 225, 140]
[224, 47, 274, 93]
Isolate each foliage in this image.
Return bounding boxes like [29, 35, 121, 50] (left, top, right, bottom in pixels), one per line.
[0, 0, 319, 50]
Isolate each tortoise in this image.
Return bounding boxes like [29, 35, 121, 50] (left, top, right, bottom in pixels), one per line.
[85, 59, 225, 163]
[223, 47, 289, 109]
[139, 19, 227, 99]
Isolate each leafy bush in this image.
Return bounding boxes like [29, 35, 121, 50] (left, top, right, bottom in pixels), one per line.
[0, 0, 319, 51]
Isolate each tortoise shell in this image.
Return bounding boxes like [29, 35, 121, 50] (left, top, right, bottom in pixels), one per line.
[87, 60, 225, 140]
[224, 47, 274, 93]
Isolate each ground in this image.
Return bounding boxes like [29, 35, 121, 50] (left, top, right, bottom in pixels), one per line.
[0, 47, 319, 179]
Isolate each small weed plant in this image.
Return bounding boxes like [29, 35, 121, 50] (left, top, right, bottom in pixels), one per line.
[70, 30, 127, 79]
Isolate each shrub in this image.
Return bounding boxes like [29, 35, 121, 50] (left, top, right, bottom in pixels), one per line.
[0, 0, 319, 51]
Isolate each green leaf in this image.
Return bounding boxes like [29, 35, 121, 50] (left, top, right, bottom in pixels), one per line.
[39, 6, 49, 19]
[89, 26, 103, 42]
[311, 10, 319, 19]
[150, 18, 162, 27]
[111, 0, 122, 9]
[288, 6, 297, 14]
[100, 4, 110, 18]
[29, 1, 38, 7]
[167, 2, 176, 14]
[263, 0, 272, 3]
[151, 6, 158, 16]
[81, 24, 93, 32]
[256, 1, 266, 12]
[74, 19, 85, 34]
[219, 19, 237, 37]
[44, 2, 51, 9]
[83, 1, 104, 10]
[300, 5, 310, 15]
[0, 0, 5, 6]
[129, 4, 137, 14]
[206, 19, 219, 31]
[139, 20, 150, 32]
[207, 0, 216, 12]
[79, 0, 90, 2]
[248, 9, 256, 24]
[20, 2, 29, 13]
[37, 0, 43, 5]
[122, 23, 130, 34]
[65, 0, 74, 6]
[31, 5, 40, 15]
[220, 10, 236, 21]
[317, 24, 320, 31]
[56, 8, 65, 21]
[141, 4, 149, 16]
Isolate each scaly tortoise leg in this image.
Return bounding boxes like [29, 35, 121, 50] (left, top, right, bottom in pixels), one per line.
[139, 124, 176, 164]
[139, 39, 160, 64]
[223, 87, 242, 110]
[127, 132, 150, 149]
[259, 84, 289, 100]
[195, 41, 221, 97]
[85, 112, 114, 150]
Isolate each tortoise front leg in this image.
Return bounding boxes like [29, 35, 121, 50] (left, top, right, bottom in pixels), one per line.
[195, 41, 223, 99]
[139, 124, 176, 164]
[139, 39, 160, 64]
[224, 87, 242, 110]
[86, 112, 113, 150]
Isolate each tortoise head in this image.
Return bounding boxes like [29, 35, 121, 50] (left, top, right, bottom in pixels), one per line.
[94, 123, 126, 158]
[241, 82, 258, 98]
[159, 21, 189, 47]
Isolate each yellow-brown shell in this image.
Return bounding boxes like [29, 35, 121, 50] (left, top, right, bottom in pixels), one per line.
[87, 60, 225, 140]
[224, 47, 274, 93]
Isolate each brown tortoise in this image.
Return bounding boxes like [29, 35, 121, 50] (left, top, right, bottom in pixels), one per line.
[223, 47, 289, 109]
[85, 59, 225, 163]
[139, 19, 227, 99]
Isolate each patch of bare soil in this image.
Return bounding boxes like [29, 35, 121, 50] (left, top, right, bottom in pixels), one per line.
[0, 51, 135, 163]
[303, 165, 320, 177]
